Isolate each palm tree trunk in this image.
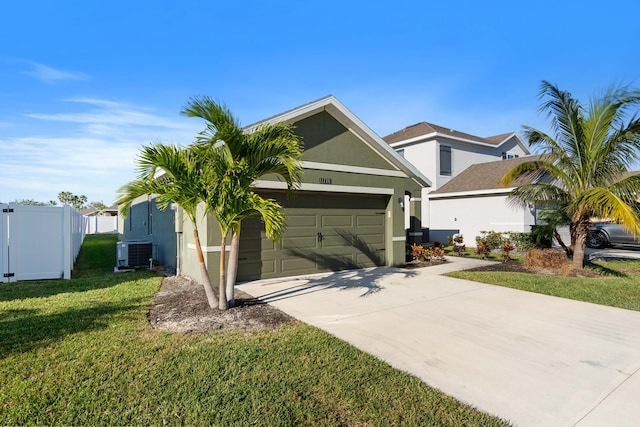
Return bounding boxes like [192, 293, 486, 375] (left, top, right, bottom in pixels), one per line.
[193, 228, 219, 308]
[553, 229, 572, 257]
[572, 232, 586, 270]
[219, 237, 228, 310]
[225, 224, 241, 308]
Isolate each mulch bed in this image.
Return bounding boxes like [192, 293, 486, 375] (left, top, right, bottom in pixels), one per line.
[147, 275, 295, 334]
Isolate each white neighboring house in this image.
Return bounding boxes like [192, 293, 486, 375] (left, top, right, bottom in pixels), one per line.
[427, 156, 540, 244]
[383, 122, 532, 244]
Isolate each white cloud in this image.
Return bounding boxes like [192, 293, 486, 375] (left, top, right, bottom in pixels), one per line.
[1, 98, 204, 204]
[23, 61, 88, 83]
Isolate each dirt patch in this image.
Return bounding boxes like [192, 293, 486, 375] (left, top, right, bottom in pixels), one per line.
[148, 275, 296, 334]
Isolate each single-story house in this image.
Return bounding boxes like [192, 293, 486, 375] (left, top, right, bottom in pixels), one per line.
[426, 155, 541, 244]
[121, 96, 431, 282]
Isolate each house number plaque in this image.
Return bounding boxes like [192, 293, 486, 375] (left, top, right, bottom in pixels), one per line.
[319, 177, 332, 184]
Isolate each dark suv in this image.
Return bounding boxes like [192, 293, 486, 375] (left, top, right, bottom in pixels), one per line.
[586, 222, 640, 248]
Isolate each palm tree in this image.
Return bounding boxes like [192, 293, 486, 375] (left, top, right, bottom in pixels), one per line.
[182, 97, 303, 308]
[117, 143, 220, 308]
[500, 81, 640, 270]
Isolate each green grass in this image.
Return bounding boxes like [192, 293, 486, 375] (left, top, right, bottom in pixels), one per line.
[1, 234, 508, 426]
[447, 259, 640, 311]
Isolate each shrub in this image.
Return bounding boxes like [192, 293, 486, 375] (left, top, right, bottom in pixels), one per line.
[509, 232, 535, 251]
[501, 242, 515, 262]
[411, 243, 425, 261]
[475, 240, 491, 259]
[524, 249, 571, 275]
[451, 234, 466, 255]
[530, 225, 554, 249]
[430, 247, 445, 261]
[432, 240, 442, 248]
[478, 231, 504, 251]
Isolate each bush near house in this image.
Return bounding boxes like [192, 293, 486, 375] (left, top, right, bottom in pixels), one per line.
[411, 243, 445, 262]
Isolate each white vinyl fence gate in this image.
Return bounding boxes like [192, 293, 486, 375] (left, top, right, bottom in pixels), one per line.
[1, 204, 85, 282]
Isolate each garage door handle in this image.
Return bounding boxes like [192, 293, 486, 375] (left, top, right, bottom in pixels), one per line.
[317, 232, 324, 242]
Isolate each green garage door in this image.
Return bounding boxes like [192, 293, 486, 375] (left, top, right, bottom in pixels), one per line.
[237, 192, 388, 281]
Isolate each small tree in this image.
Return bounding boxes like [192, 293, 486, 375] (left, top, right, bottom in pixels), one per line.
[117, 144, 220, 309]
[500, 81, 640, 270]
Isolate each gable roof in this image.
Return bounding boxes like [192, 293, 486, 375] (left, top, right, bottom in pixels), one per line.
[383, 121, 530, 154]
[248, 95, 432, 188]
[430, 155, 542, 196]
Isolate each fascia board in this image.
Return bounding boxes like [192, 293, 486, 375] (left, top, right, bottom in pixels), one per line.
[429, 187, 516, 199]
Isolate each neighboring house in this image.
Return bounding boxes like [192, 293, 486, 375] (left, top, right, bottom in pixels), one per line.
[121, 96, 431, 282]
[383, 122, 530, 191]
[81, 204, 119, 217]
[383, 121, 531, 243]
[82, 204, 119, 235]
[426, 156, 541, 244]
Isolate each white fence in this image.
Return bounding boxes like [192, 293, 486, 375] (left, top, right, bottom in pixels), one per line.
[84, 215, 118, 234]
[1, 203, 85, 282]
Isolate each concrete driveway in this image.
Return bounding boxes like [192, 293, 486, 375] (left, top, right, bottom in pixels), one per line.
[239, 257, 640, 427]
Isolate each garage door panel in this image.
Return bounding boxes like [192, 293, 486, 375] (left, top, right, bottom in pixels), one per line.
[287, 215, 317, 228]
[322, 235, 352, 248]
[354, 234, 385, 246]
[356, 252, 383, 266]
[321, 215, 353, 227]
[357, 215, 385, 227]
[281, 257, 316, 274]
[282, 236, 317, 249]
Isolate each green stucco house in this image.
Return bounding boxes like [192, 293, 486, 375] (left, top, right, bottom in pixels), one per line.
[121, 96, 430, 282]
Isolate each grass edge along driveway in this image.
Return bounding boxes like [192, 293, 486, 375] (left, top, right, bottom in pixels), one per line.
[447, 259, 640, 312]
[0, 234, 509, 426]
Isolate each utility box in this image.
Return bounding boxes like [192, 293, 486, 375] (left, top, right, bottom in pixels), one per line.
[116, 240, 152, 269]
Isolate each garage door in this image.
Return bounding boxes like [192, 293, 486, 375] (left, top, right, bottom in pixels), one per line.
[237, 192, 387, 281]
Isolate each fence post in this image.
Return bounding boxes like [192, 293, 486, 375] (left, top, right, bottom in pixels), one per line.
[63, 205, 71, 280]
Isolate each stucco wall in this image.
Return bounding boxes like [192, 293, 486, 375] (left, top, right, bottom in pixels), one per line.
[121, 195, 177, 269]
[428, 193, 535, 245]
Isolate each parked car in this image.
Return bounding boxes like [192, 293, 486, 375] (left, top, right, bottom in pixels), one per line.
[586, 222, 640, 248]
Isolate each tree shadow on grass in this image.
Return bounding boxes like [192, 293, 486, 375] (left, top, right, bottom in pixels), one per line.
[0, 297, 148, 359]
[584, 261, 628, 278]
[0, 271, 155, 303]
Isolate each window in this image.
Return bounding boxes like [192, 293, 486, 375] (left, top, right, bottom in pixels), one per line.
[396, 148, 405, 157]
[439, 145, 451, 176]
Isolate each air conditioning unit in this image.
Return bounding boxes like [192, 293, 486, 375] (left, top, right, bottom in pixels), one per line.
[116, 240, 152, 269]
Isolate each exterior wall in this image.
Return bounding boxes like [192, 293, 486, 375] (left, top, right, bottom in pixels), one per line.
[121, 195, 177, 269]
[394, 135, 527, 192]
[394, 135, 528, 230]
[428, 194, 536, 245]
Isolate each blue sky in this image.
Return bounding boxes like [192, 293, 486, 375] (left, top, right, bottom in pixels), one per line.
[2, 0, 639, 205]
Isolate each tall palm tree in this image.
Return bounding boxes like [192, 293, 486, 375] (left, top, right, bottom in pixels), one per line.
[500, 81, 640, 270]
[182, 97, 303, 308]
[117, 143, 220, 308]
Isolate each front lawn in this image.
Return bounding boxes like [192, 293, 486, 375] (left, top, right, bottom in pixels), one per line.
[447, 259, 640, 311]
[0, 234, 508, 426]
